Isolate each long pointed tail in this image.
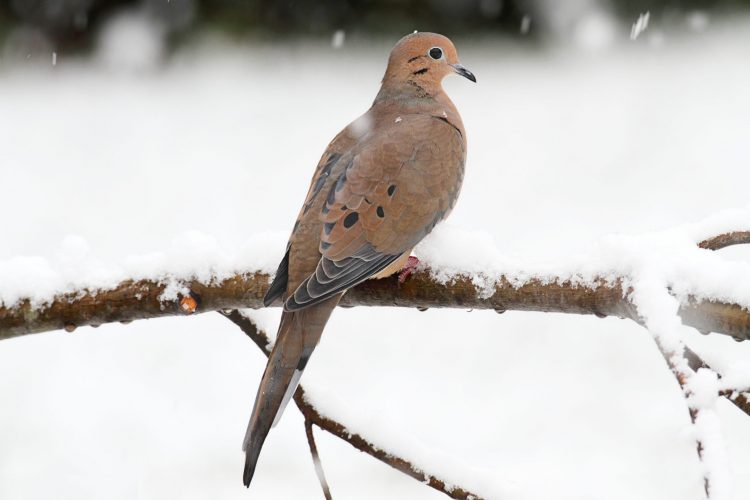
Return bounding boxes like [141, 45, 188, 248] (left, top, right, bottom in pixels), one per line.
[242, 296, 340, 487]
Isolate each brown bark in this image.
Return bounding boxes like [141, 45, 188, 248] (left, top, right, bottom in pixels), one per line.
[698, 231, 750, 251]
[1, 271, 748, 343]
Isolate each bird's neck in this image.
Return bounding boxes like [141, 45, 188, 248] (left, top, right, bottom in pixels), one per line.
[375, 80, 459, 114]
[370, 85, 464, 138]
[374, 75, 444, 102]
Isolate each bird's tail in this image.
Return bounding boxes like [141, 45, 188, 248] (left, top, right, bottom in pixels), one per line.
[242, 295, 340, 487]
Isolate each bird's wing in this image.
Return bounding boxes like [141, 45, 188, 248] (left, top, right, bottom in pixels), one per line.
[286, 113, 465, 311]
[263, 133, 353, 307]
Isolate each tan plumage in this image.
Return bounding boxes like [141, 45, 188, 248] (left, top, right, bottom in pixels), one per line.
[243, 32, 475, 487]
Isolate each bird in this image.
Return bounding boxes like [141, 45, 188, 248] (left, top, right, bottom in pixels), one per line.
[242, 31, 475, 487]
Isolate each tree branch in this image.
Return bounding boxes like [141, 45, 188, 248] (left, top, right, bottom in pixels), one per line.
[698, 231, 750, 251]
[222, 310, 482, 500]
[644, 330, 711, 496]
[684, 343, 750, 418]
[2, 271, 749, 343]
[304, 418, 333, 500]
[690, 232, 750, 417]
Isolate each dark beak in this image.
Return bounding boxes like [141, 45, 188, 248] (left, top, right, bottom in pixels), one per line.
[451, 63, 476, 83]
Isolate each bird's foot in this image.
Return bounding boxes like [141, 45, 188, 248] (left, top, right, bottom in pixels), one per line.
[398, 256, 420, 284]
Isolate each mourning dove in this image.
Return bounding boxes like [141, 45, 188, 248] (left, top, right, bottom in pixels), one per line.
[243, 32, 475, 487]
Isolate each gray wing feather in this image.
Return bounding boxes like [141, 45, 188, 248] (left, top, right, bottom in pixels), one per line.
[285, 245, 399, 311]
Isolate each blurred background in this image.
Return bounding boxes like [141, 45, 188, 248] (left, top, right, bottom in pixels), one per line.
[1, 1, 750, 500]
[1, 0, 750, 60]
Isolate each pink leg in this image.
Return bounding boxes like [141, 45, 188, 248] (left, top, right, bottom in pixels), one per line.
[398, 256, 420, 284]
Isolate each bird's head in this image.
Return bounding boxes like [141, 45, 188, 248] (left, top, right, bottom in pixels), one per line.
[383, 32, 476, 92]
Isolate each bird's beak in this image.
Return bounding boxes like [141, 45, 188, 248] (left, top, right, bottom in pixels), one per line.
[451, 63, 476, 83]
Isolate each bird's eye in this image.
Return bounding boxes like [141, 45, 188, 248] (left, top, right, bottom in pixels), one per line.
[428, 47, 443, 60]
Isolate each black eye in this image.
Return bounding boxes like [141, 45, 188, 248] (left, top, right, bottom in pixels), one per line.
[428, 47, 443, 60]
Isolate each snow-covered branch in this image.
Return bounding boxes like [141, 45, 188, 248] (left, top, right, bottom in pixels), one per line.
[3, 204, 750, 343]
[630, 284, 727, 498]
[685, 346, 750, 418]
[1, 265, 748, 342]
[627, 227, 750, 499]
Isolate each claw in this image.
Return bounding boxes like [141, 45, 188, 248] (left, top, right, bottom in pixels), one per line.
[398, 256, 420, 284]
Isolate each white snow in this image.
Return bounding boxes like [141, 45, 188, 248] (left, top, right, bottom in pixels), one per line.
[1, 18, 750, 500]
[630, 278, 731, 498]
[331, 30, 346, 49]
[415, 206, 750, 312]
[631, 12, 651, 40]
[0, 231, 286, 308]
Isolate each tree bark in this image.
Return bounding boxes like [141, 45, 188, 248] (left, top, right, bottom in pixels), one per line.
[698, 231, 750, 251]
[1, 271, 748, 342]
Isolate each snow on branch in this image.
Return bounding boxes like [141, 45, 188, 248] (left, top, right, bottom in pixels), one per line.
[0, 215, 748, 424]
[684, 345, 750, 422]
[1, 208, 750, 344]
[1, 264, 749, 343]
[627, 221, 750, 499]
[630, 283, 730, 498]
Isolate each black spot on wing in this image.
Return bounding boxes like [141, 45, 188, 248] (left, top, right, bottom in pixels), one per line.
[387, 185, 396, 196]
[343, 212, 359, 228]
[376, 206, 385, 218]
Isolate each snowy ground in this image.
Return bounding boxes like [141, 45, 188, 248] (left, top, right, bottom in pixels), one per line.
[1, 17, 750, 500]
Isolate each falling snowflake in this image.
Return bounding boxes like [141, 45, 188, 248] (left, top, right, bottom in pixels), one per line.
[630, 12, 650, 41]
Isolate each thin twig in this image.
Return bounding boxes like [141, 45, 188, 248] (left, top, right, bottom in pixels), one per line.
[304, 418, 333, 500]
[684, 345, 750, 417]
[628, 298, 713, 496]
[652, 340, 710, 497]
[221, 309, 483, 500]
